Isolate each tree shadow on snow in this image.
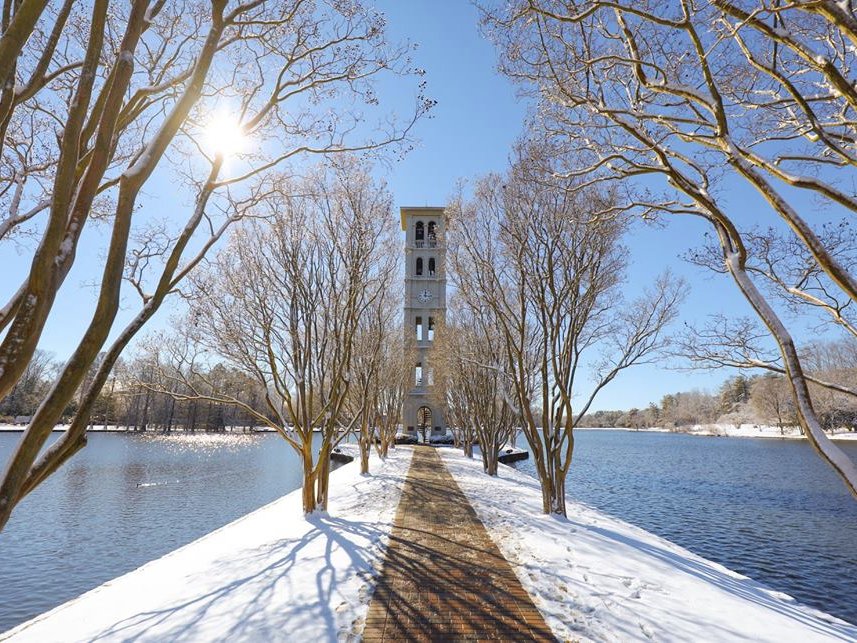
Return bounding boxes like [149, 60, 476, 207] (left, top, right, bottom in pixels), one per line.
[86, 479, 401, 641]
[443, 455, 857, 641]
[584, 524, 856, 640]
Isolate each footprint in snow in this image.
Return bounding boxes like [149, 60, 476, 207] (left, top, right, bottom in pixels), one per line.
[639, 622, 656, 639]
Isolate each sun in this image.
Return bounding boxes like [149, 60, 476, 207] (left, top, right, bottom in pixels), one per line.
[203, 112, 247, 159]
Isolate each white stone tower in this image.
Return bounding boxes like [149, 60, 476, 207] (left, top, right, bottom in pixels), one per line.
[401, 206, 446, 439]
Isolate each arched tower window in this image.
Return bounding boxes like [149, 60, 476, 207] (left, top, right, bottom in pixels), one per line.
[428, 257, 436, 276]
[415, 362, 423, 386]
[428, 317, 435, 341]
[415, 221, 425, 241]
[415, 316, 423, 341]
[427, 221, 437, 240]
[415, 257, 423, 276]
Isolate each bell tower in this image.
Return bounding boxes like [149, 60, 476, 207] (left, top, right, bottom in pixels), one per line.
[401, 206, 446, 440]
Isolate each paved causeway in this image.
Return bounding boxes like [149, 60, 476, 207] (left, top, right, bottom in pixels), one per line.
[363, 446, 554, 641]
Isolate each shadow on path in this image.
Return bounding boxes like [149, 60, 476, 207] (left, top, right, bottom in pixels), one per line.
[363, 447, 555, 641]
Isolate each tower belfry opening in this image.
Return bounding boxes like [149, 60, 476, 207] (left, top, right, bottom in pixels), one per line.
[401, 206, 447, 441]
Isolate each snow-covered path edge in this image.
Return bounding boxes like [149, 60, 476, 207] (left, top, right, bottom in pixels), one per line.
[2, 445, 413, 643]
[440, 448, 857, 642]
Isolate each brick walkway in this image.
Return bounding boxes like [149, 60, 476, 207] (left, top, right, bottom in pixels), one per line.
[362, 447, 555, 642]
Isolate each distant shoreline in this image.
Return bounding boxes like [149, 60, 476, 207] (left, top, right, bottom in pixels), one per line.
[0, 424, 271, 434]
[2, 423, 856, 442]
[577, 424, 857, 441]
[0, 424, 332, 434]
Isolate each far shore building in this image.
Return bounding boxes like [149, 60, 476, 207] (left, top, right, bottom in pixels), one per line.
[401, 206, 447, 440]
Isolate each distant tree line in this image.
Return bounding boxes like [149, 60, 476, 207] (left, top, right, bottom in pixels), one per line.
[0, 349, 265, 432]
[579, 341, 857, 433]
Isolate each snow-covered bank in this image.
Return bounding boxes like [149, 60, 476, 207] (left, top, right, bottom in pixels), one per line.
[1, 447, 413, 643]
[578, 424, 857, 441]
[0, 423, 122, 432]
[440, 449, 857, 642]
[0, 424, 272, 433]
[0, 424, 344, 434]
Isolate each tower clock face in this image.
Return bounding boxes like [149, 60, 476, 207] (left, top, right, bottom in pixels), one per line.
[418, 289, 433, 303]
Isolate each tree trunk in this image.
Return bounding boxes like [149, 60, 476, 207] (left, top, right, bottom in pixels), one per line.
[140, 387, 150, 432]
[485, 447, 498, 476]
[359, 416, 371, 474]
[300, 443, 321, 514]
[189, 400, 197, 433]
[165, 396, 174, 434]
[540, 463, 567, 516]
[359, 440, 370, 474]
[316, 442, 331, 511]
[380, 435, 391, 458]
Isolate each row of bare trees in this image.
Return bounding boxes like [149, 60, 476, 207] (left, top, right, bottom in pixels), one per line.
[0, 347, 263, 431]
[431, 306, 518, 476]
[142, 163, 408, 513]
[482, 0, 857, 498]
[442, 147, 685, 516]
[0, 0, 430, 531]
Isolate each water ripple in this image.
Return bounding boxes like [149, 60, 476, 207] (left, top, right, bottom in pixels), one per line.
[0, 432, 313, 632]
[512, 430, 857, 626]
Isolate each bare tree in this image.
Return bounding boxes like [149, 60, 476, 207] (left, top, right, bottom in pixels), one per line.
[448, 148, 685, 516]
[334, 175, 399, 475]
[0, 348, 53, 419]
[433, 310, 517, 475]
[118, 336, 264, 433]
[483, 0, 857, 497]
[0, 0, 430, 530]
[432, 318, 478, 459]
[372, 329, 410, 458]
[153, 163, 395, 514]
[751, 374, 795, 434]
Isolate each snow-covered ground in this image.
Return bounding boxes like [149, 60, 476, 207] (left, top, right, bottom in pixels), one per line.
[6, 441, 855, 642]
[578, 424, 857, 441]
[440, 448, 857, 642]
[0, 423, 95, 432]
[0, 424, 339, 433]
[0, 424, 269, 432]
[1, 446, 413, 643]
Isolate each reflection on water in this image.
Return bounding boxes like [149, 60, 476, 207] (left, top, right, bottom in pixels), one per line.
[510, 430, 857, 626]
[0, 432, 322, 632]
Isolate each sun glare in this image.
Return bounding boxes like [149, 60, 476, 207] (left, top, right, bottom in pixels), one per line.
[203, 112, 247, 159]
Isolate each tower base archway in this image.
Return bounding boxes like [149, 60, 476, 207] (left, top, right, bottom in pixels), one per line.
[403, 399, 445, 441]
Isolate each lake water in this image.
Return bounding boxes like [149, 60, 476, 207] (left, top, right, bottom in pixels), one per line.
[511, 430, 857, 626]
[0, 430, 855, 632]
[0, 431, 323, 632]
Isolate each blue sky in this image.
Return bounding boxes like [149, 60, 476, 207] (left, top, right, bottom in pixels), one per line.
[374, 0, 758, 409]
[0, 0, 836, 412]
